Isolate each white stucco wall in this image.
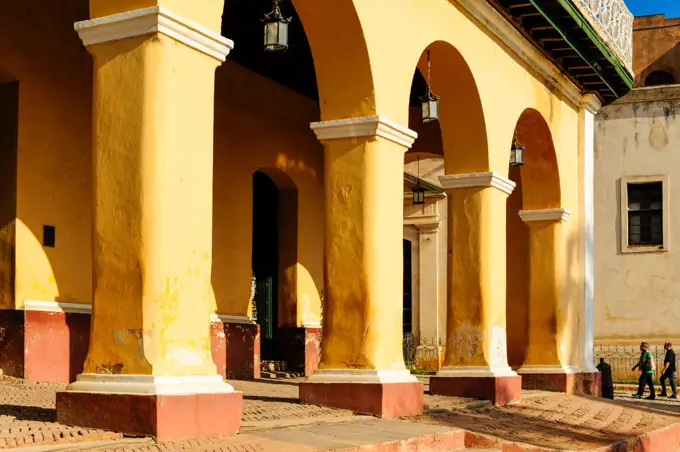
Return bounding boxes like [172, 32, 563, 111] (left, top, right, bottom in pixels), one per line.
[595, 85, 680, 345]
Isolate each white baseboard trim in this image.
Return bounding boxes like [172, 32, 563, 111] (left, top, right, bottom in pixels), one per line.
[21, 300, 92, 314]
[307, 369, 417, 384]
[516, 364, 580, 375]
[212, 314, 256, 325]
[66, 374, 234, 395]
[435, 366, 517, 378]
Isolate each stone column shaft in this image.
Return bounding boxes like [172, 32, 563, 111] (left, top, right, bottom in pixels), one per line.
[56, 6, 242, 441]
[300, 116, 424, 417]
[517, 209, 571, 372]
[429, 172, 521, 406]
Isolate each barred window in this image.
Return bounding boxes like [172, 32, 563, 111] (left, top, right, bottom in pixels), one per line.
[627, 182, 663, 246]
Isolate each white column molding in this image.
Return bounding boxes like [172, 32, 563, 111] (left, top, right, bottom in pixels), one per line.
[212, 314, 256, 325]
[516, 364, 580, 375]
[310, 116, 418, 149]
[307, 369, 417, 384]
[404, 217, 440, 228]
[577, 95, 598, 373]
[436, 366, 517, 378]
[518, 208, 571, 223]
[439, 172, 516, 196]
[22, 300, 92, 315]
[65, 374, 234, 395]
[74, 6, 234, 62]
[580, 93, 603, 115]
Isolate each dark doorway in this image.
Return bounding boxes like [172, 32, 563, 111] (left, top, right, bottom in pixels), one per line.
[0, 82, 18, 310]
[252, 171, 279, 361]
[403, 239, 413, 336]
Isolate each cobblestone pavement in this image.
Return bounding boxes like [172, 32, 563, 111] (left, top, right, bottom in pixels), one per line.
[2, 377, 680, 451]
[408, 390, 680, 451]
[0, 378, 122, 448]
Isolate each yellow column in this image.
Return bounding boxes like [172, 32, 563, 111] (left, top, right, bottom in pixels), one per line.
[67, 4, 233, 394]
[517, 208, 575, 374]
[430, 173, 521, 405]
[438, 173, 516, 374]
[300, 117, 424, 418]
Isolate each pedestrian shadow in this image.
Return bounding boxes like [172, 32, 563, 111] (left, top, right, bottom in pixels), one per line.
[0, 404, 55, 422]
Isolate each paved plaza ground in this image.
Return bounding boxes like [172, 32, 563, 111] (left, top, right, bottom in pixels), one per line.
[0, 377, 679, 451]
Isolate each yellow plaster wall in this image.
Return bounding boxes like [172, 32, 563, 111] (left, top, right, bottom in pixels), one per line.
[212, 62, 324, 327]
[1, 0, 589, 370]
[0, 1, 324, 330]
[0, 0, 93, 308]
[595, 88, 680, 345]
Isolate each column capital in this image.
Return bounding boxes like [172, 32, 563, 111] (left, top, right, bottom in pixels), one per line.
[310, 116, 418, 148]
[439, 172, 515, 195]
[74, 6, 234, 62]
[519, 208, 571, 223]
[579, 93, 602, 114]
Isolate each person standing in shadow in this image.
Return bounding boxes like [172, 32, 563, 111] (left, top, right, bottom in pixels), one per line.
[597, 358, 614, 399]
[659, 342, 677, 399]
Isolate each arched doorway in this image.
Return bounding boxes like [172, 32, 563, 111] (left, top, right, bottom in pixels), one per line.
[251, 169, 301, 372]
[252, 171, 280, 360]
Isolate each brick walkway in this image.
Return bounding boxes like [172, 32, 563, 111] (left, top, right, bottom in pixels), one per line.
[1, 378, 680, 450]
[409, 390, 680, 451]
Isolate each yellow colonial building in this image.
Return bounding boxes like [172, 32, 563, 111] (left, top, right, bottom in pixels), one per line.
[0, 0, 632, 441]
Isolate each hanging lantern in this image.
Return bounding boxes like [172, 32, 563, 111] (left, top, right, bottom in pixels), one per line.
[420, 49, 440, 123]
[510, 136, 525, 167]
[412, 184, 426, 205]
[263, 0, 292, 53]
[412, 157, 426, 205]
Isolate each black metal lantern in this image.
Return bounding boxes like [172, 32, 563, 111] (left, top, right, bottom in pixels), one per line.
[420, 50, 440, 123]
[412, 184, 426, 205]
[412, 157, 426, 205]
[263, 0, 292, 53]
[510, 136, 525, 167]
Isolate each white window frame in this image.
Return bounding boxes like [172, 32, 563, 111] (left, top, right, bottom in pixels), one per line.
[620, 175, 670, 254]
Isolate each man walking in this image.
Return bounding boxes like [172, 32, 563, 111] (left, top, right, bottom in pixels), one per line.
[659, 342, 677, 399]
[632, 342, 655, 400]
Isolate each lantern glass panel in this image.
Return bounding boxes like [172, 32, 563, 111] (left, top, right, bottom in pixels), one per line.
[510, 144, 524, 167]
[422, 99, 439, 123]
[421, 100, 430, 121]
[265, 20, 289, 51]
[412, 187, 425, 205]
[428, 99, 439, 120]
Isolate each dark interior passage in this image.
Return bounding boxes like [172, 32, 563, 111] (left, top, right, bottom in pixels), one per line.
[252, 171, 280, 361]
[0, 82, 18, 310]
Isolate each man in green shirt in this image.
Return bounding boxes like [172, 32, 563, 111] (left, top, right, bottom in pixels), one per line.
[632, 342, 655, 400]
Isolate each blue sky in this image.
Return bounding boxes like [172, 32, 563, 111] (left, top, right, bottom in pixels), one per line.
[624, 0, 680, 18]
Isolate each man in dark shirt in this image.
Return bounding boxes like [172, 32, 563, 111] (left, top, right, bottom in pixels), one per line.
[660, 342, 677, 399]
